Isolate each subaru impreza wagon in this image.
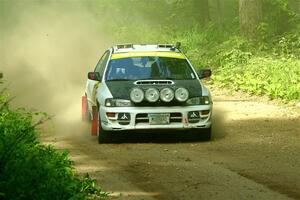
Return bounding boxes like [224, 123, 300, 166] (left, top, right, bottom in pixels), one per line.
[82, 43, 213, 143]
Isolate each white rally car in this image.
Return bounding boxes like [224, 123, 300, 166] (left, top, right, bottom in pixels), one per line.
[82, 43, 213, 143]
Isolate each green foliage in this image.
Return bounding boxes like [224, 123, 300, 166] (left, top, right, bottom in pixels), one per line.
[184, 31, 300, 101]
[0, 91, 107, 200]
[109, 20, 300, 101]
[88, 0, 300, 101]
[213, 56, 300, 100]
[262, 0, 296, 36]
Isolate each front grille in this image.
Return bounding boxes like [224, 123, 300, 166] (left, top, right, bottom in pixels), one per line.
[170, 113, 182, 122]
[135, 113, 182, 124]
[134, 101, 186, 107]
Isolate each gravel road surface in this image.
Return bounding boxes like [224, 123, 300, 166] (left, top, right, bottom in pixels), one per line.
[44, 87, 300, 200]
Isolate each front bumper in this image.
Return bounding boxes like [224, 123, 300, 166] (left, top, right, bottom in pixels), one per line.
[99, 105, 212, 131]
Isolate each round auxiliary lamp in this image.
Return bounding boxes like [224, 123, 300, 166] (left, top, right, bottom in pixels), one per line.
[145, 88, 160, 102]
[130, 88, 144, 103]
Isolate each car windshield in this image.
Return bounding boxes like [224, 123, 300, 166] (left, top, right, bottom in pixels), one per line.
[105, 56, 196, 81]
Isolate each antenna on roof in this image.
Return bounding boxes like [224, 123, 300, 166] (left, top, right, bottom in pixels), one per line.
[170, 42, 181, 51]
[175, 42, 181, 49]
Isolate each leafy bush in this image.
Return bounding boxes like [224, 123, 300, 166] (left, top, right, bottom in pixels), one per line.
[157, 26, 300, 101]
[213, 57, 300, 100]
[0, 89, 107, 200]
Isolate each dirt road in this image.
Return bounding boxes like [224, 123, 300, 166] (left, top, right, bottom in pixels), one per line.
[44, 87, 300, 200]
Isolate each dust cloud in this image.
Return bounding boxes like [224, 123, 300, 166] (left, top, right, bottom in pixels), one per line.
[0, 0, 113, 136]
[0, 0, 225, 140]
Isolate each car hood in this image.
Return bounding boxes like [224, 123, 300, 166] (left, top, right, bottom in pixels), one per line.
[105, 79, 202, 100]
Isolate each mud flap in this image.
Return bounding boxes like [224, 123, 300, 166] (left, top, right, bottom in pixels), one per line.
[91, 106, 98, 136]
[81, 96, 87, 121]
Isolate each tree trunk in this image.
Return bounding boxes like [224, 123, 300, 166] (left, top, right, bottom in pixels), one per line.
[216, 0, 223, 29]
[239, 0, 263, 39]
[195, 0, 210, 25]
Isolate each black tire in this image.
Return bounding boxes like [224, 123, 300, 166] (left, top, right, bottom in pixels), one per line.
[202, 127, 212, 141]
[98, 117, 111, 144]
[192, 127, 212, 141]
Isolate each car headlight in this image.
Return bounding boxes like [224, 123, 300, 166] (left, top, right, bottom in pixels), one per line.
[105, 98, 133, 107]
[186, 96, 211, 105]
[130, 87, 144, 103]
[160, 88, 174, 102]
[145, 88, 160, 102]
[175, 87, 189, 102]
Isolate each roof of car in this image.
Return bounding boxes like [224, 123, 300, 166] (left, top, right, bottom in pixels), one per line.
[111, 44, 185, 60]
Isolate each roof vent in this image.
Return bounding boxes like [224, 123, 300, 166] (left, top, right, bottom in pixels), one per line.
[116, 43, 134, 49]
[157, 44, 173, 49]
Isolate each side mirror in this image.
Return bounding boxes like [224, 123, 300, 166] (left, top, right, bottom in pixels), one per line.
[198, 69, 212, 79]
[88, 72, 102, 81]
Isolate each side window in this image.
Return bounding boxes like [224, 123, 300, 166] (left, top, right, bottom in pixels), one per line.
[94, 50, 110, 77]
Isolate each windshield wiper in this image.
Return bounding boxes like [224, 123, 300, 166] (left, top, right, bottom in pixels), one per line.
[158, 77, 175, 80]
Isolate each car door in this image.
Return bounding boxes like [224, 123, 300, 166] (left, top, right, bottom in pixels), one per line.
[86, 50, 111, 109]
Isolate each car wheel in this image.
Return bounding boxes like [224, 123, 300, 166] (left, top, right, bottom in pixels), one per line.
[192, 127, 211, 141]
[98, 116, 111, 144]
